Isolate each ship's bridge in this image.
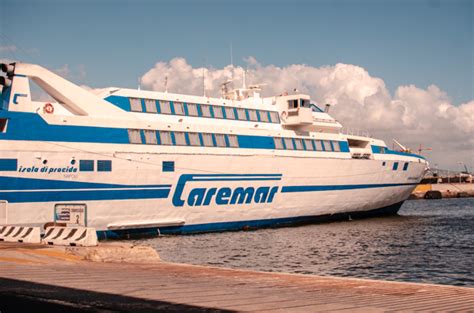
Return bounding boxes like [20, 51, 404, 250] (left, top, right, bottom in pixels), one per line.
[275, 94, 342, 133]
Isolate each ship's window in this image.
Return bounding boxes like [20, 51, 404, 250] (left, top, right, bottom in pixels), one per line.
[248, 109, 258, 122]
[159, 131, 173, 145]
[201, 133, 214, 147]
[382, 161, 386, 166]
[403, 162, 409, 171]
[259, 111, 269, 123]
[269, 111, 280, 123]
[236, 108, 247, 120]
[274, 137, 284, 149]
[227, 134, 239, 147]
[163, 161, 174, 172]
[187, 103, 198, 116]
[224, 107, 236, 120]
[322, 140, 332, 151]
[159, 101, 172, 114]
[284, 138, 294, 150]
[213, 106, 224, 118]
[129, 98, 143, 112]
[314, 140, 323, 151]
[301, 99, 311, 108]
[294, 138, 304, 150]
[214, 134, 227, 147]
[332, 141, 341, 152]
[174, 132, 187, 145]
[174, 102, 185, 115]
[201, 104, 212, 117]
[144, 130, 157, 144]
[0, 119, 8, 133]
[128, 129, 142, 144]
[97, 160, 112, 172]
[380, 147, 386, 154]
[304, 139, 314, 151]
[144, 99, 157, 113]
[288, 99, 298, 109]
[188, 132, 201, 146]
[393, 162, 399, 171]
[79, 160, 94, 172]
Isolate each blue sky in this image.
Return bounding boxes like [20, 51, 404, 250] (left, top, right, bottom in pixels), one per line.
[0, 0, 472, 104]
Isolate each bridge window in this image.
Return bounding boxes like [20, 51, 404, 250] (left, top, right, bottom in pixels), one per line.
[304, 139, 314, 151]
[294, 139, 304, 150]
[144, 99, 157, 113]
[213, 106, 224, 118]
[144, 130, 157, 144]
[393, 162, 399, 170]
[188, 132, 201, 146]
[174, 102, 185, 115]
[248, 109, 258, 121]
[214, 134, 227, 147]
[201, 133, 214, 147]
[332, 141, 341, 152]
[314, 140, 323, 151]
[158, 101, 170, 114]
[174, 132, 187, 145]
[259, 111, 269, 123]
[130, 98, 143, 112]
[284, 138, 294, 150]
[403, 162, 409, 171]
[288, 99, 298, 109]
[97, 160, 112, 172]
[301, 99, 311, 108]
[128, 129, 142, 144]
[269, 111, 280, 123]
[79, 160, 94, 172]
[200, 104, 212, 117]
[159, 131, 172, 145]
[227, 135, 239, 147]
[274, 137, 284, 149]
[225, 107, 236, 120]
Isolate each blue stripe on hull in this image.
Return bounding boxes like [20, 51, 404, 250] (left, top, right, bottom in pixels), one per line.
[281, 182, 417, 193]
[0, 176, 171, 190]
[3, 188, 171, 203]
[98, 201, 404, 240]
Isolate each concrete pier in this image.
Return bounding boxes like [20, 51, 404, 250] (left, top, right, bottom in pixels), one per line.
[1, 242, 473, 312]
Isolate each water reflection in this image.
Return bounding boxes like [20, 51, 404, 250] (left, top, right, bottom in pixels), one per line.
[138, 198, 474, 286]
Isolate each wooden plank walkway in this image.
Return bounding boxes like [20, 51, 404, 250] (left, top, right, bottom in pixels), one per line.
[0, 242, 473, 312]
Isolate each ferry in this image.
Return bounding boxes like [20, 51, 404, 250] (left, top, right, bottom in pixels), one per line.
[0, 63, 428, 239]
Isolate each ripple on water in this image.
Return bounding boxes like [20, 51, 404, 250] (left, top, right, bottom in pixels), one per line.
[137, 198, 474, 287]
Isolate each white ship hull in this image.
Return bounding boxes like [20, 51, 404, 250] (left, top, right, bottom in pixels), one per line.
[0, 62, 428, 238]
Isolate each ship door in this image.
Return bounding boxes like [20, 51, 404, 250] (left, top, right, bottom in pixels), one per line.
[0, 201, 7, 225]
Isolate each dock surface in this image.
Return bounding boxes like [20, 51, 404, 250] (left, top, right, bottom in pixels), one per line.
[1, 242, 473, 312]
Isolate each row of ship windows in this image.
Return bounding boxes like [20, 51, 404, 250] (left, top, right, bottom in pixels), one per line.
[127, 129, 342, 152]
[129, 98, 281, 124]
[79, 160, 112, 172]
[273, 138, 341, 152]
[383, 161, 409, 171]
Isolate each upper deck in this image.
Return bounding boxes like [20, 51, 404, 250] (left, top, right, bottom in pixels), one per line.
[0, 62, 426, 163]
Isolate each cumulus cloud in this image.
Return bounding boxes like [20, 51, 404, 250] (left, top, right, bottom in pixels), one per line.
[140, 57, 473, 169]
